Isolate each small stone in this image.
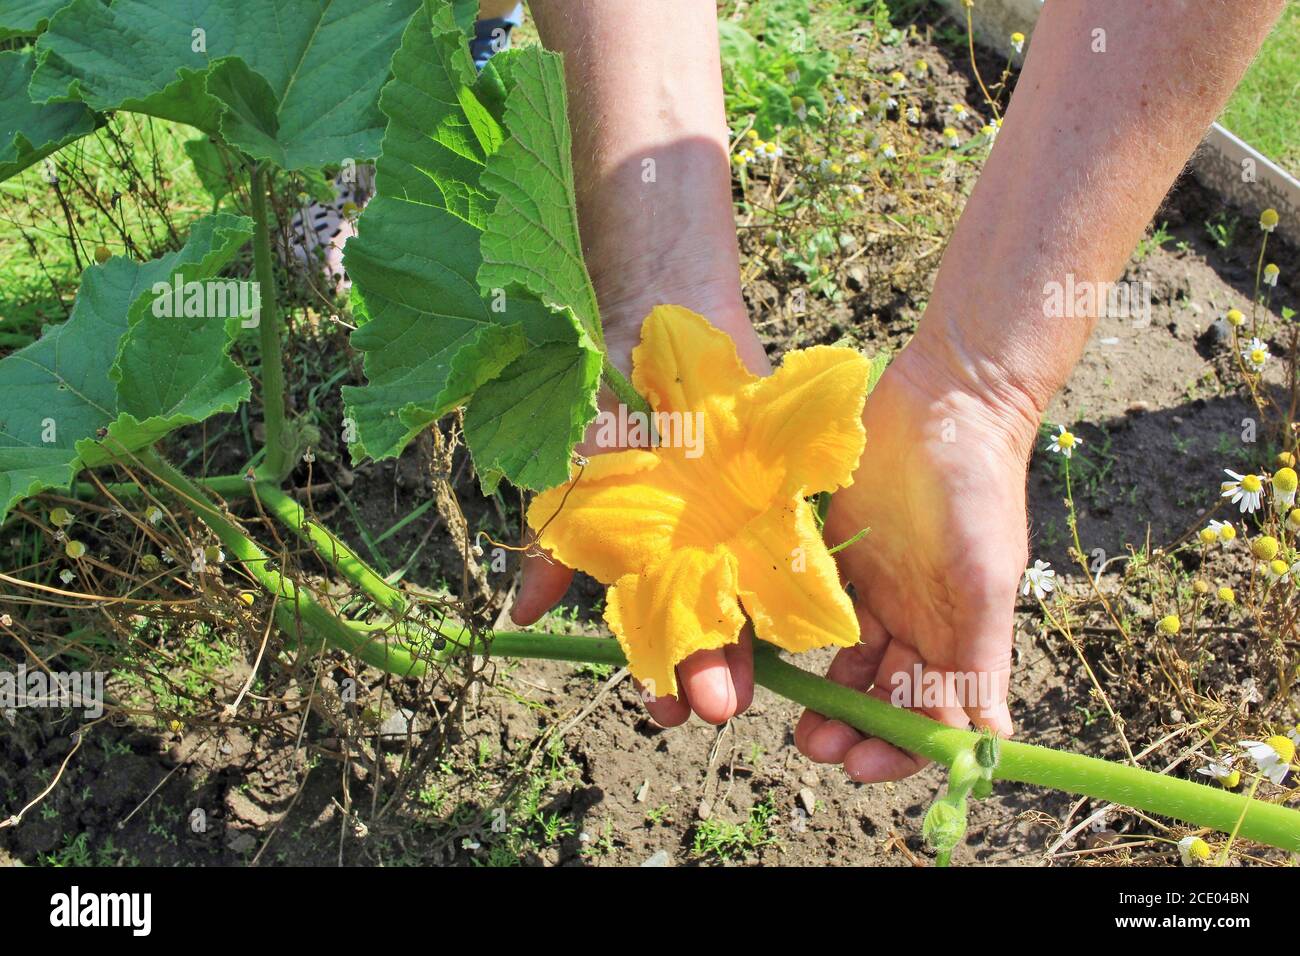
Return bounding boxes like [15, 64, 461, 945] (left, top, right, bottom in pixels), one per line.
[641, 850, 671, 867]
[635, 780, 649, 803]
[800, 769, 820, 788]
[697, 800, 712, 820]
[379, 707, 420, 737]
[226, 831, 257, 854]
[798, 788, 817, 816]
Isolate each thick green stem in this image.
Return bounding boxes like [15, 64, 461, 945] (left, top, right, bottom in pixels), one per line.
[136, 449, 425, 677]
[602, 357, 651, 418]
[453, 630, 1300, 853]
[253, 482, 407, 617]
[249, 164, 290, 481]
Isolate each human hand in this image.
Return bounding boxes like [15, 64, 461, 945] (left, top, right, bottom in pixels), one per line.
[796, 334, 1040, 782]
[510, 297, 770, 727]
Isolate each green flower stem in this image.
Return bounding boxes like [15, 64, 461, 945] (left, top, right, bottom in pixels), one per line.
[249, 163, 290, 481]
[449, 630, 1300, 853]
[135, 448, 425, 677]
[252, 482, 407, 617]
[602, 357, 651, 418]
[80, 472, 410, 624]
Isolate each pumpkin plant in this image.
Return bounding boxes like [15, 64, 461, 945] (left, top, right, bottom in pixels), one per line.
[0, 0, 1298, 860]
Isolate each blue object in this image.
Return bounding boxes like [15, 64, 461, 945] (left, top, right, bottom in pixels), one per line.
[472, 4, 524, 71]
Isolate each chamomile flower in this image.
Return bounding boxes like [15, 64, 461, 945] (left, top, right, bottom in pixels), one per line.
[890, 71, 907, 91]
[884, 96, 898, 111]
[1216, 586, 1235, 604]
[1047, 424, 1081, 458]
[1263, 263, 1279, 287]
[943, 126, 960, 148]
[733, 148, 755, 167]
[950, 103, 968, 119]
[844, 106, 864, 124]
[1289, 508, 1300, 531]
[1259, 208, 1279, 233]
[1265, 558, 1289, 584]
[1010, 31, 1025, 53]
[1022, 559, 1055, 600]
[791, 96, 807, 121]
[1241, 337, 1269, 372]
[745, 128, 759, 141]
[1273, 466, 1297, 510]
[913, 59, 929, 77]
[905, 105, 921, 125]
[879, 142, 897, 160]
[1196, 758, 1240, 789]
[759, 140, 784, 161]
[1208, 519, 1236, 543]
[1239, 735, 1294, 785]
[1250, 534, 1279, 561]
[1221, 470, 1264, 513]
[1177, 835, 1211, 866]
[1156, 614, 1180, 636]
[1198, 525, 1220, 546]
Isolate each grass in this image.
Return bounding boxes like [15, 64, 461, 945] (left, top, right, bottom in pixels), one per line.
[1219, 1, 1300, 175]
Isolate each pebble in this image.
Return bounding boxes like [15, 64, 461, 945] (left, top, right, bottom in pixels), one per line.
[635, 780, 649, 803]
[800, 769, 820, 788]
[641, 850, 671, 867]
[798, 788, 817, 816]
[697, 799, 712, 820]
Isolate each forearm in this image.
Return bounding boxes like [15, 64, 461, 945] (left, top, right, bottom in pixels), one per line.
[529, 0, 767, 373]
[914, 0, 1285, 422]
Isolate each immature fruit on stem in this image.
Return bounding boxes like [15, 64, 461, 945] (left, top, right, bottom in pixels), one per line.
[65, 540, 86, 559]
[1192, 579, 1210, 595]
[1156, 615, 1180, 636]
[49, 506, 73, 528]
[94, 245, 111, 264]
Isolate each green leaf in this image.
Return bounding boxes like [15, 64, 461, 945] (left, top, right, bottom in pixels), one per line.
[0, 49, 96, 183]
[0, 213, 253, 522]
[0, 0, 69, 40]
[183, 135, 236, 202]
[345, 5, 603, 491]
[865, 351, 890, 395]
[464, 307, 601, 493]
[30, 0, 421, 170]
[477, 47, 603, 348]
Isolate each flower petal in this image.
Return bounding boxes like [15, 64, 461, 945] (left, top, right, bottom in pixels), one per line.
[526, 450, 683, 583]
[604, 546, 745, 699]
[631, 305, 758, 417]
[740, 346, 870, 495]
[727, 495, 860, 652]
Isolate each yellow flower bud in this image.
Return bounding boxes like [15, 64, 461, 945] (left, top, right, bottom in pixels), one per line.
[1192, 579, 1210, 595]
[1260, 208, 1279, 231]
[1198, 527, 1218, 545]
[1216, 586, 1235, 604]
[1156, 614, 1180, 635]
[49, 506, 73, 528]
[1274, 468, 1298, 493]
[1225, 308, 1244, 327]
[1270, 558, 1289, 578]
[65, 540, 86, 559]
[1219, 523, 1237, 541]
[1277, 451, 1295, 468]
[1289, 509, 1300, 530]
[1251, 535, 1279, 561]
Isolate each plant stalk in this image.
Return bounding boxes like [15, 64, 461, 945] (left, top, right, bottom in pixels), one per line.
[135, 448, 425, 676]
[446, 629, 1300, 853]
[249, 163, 290, 481]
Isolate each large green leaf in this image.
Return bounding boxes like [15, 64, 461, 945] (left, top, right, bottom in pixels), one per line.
[0, 0, 68, 39]
[477, 47, 603, 347]
[343, 4, 602, 492]
[30, 0, 421, 170]
[0, 213, 253, 521]
[0, 49, 96, 182]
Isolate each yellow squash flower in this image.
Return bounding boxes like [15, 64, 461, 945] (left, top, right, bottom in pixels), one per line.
[527, 305, 870, 697]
